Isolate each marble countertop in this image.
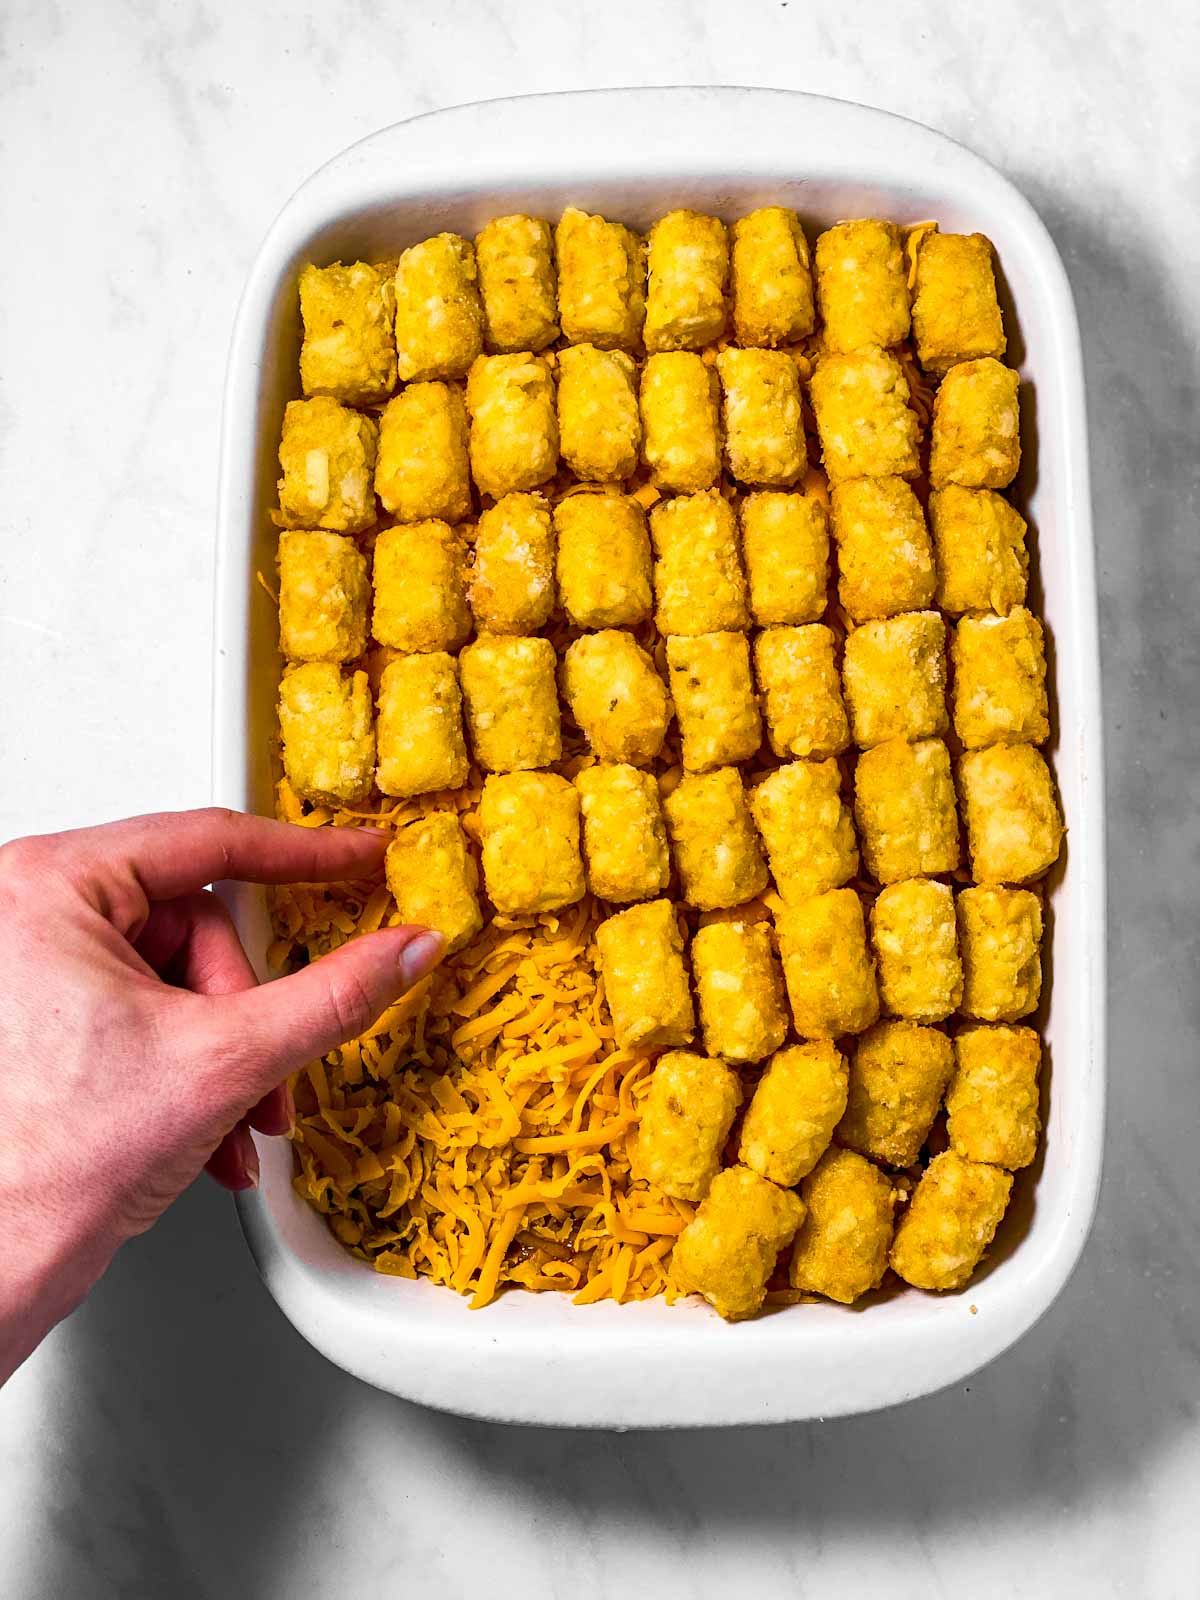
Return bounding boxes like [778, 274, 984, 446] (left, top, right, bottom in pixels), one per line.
[2, 2, 1199, 1595]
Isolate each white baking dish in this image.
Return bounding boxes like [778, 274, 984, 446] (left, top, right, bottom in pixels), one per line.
[213, 87, 1105, 1427]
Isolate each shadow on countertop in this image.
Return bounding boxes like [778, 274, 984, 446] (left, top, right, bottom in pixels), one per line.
[15, 184, 1200, 1600]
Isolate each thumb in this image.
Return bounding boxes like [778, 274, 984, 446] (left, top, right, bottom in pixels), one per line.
[201, 925, 444, 1104]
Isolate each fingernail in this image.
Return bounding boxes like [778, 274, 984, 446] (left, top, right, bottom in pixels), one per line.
[401, 930, 445, 984]
[283, 1082, 297, 1134]
[358, 827, 392, 840]
[243, 1142, 260, 1189]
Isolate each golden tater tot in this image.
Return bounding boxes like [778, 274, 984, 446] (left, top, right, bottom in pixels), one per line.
[854, 738, 959, 884]
[375, 382, 471, 525]
[561, 630, 670, 766]
[815, 220, 909, 354]
[595, 898, 695, 1052]
[278, 662, 375, 805]
[467, 492, 556, 634]
[692, 919, 788, 1064]
[385, 811, 483, 955]
[731, 207, 815, 347]
[650, 491, 749, 636]
[371, 521, 470, 654]
[478, 771, 584, 914]
[277, 397, 377, 534]
[643, 209, 728, 353]
[750, 759, 858, 901]
[838, 1019, 954, 1168]
[776, 890, 879, 1039]
[946, 1024, 1042, 1169]
[790, 1147, 897, 1304]
[810, 347, 920, 481]
[673, 1166, 805, 1322]
[829, 477, 936, 623]
[754, 625, 849, 760]
[912, 232, 1005, 374]
[666, 632, 762, 772]
[639, 352, 722, 493]
[929, 487, 1029, 616]
[889, 1149, 1012, 1291]
[299, 261, 396, 404]
[951, 607, 1049, 748]
[556, 344, 641, 482]
[277, 529, 369, 663]
[959, 744, 1063, 884]
[554, 493, 653, 628]
[554, 207, 645, 352]
[957, 885, 1043, 1022]
[459, 633, 561, 774]
[739, 1040, 849, 1186]
[663, 767, 769, 911]
[842, 611, 948, 748]
[632, 1050, 742, 1201]
[474, 214, 559, 354]
[740, 492, 829, 626]
[930, 357, 1021, 489]
[393, 233, 483, 382]
[715, 347, 805, 487]
[465, 353, 558, 500]
[575, 763, 670, 904]
[376, 652, 469, 799]
[870, 879, 963, 1022]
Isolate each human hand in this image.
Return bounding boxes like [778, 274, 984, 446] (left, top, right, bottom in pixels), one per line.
[0, 807, 442, 1384]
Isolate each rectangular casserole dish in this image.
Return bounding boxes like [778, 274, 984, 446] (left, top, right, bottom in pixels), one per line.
[213, 87, 1105, 1427]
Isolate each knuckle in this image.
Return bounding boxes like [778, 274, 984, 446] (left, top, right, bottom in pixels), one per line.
[0, 834, 54, 885]
[325, 969, 377, 1041]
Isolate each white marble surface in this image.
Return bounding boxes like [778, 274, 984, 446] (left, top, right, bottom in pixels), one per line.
[2, 1, 1199, 1595]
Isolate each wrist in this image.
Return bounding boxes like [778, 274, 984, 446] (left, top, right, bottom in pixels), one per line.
[0, 1192, 120, 1385]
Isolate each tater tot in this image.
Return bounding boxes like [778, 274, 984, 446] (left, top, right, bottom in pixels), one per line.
[650, 491, 749, 636]
[465, 353, 558, 500]
[810, 348, 920, 481]
[393, 233, 483, 382]
[299, 261, 396, 404]
[556, 344, 641, 482]
[278, 662, 375, 805]
[754, 625, 849, 760]
[554, 493, 653, 628]
[459, 634, 561, 773]
[385, 811, 483, 955]
[375, 382, 471, 525]
[957, 885, 1043, 1022]
[643, 209, 728, 353]
[854, 738, 960, 884]
[575, 763, 670, 904]
[776, 890, 879, 1039]
[595, 898, 695, 1052]
[929, 486, 1029, 616]
[829, 477, 936, 623]
[930, 357, 1021, 489]
[838, 1019, 954, 1168]
[912, 232, 1006, 374]
[740, 1040, 849, 1186]
[277, 397, 377, 534]
[474, 214, 559, 354]
[951, 607, 1049, 748]
[790, 1147, 897, 1304]
[478, 772, 584, 914]
[666, 632, 762, 772]
[715, 347, 805, 487]
[946, 1024, 1042, 1169]
[740, 492, 829, 625]
[842, 611, 948, 748]
[639, 352, 722, 493]
[632, 1050, 742, 1201]
[277, 530, 369, 663]
[692, 919, 788, 1063]
[959, 744, 1063, 884]
[663, 767, 769, 911]
[731, 206, 815, 347]
[815, 220, 909, 354]
[376, 652, 469, 798]
[554, 207, 645, 352]
[561, 630, 670, 766]
[870, 879, 963, 1022]
[371, 521, 471, 654]
[467, 492, 556, 634]
[673, 1166, 805, 1322]
[889, 1149, 1012, 1291]
[749, 759, 858, 901]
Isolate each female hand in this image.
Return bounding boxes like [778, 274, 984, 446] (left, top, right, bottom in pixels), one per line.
[0, 807, 441, 1384]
